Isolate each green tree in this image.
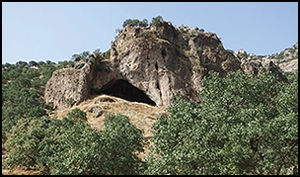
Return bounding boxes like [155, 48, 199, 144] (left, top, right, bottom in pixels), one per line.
[49, 115, 143, 175]
[198, 28, 205, 33]
[38, 63, 57, 86]
[91, 48, 103, 62]
[145, 70, 298, 175]
[3, 113, 145, 175]
[38, 61, 46, 67]
[29, 60, 39, 67]
[2, 84, 46, 133]
[81, 51, 90, 58]
[2, 60, 56, 145]
[93, 48, 101, 56]
[24, 67, 40, 80]
[49, 113, 145, 175]
[57, 60, 74, 69]
[122, 19, 133, 27]
[3, 116, 51, 170]
[71, 51, 88, 62]
[139, 19, 148, 27]
[151, 15, 164, 26]
[15, 60, 29, 68]
[46, 117, 104, 175]
[100, 113, 146, 174]
[122, 18, 149, 28]
[71, 53, 83, 62]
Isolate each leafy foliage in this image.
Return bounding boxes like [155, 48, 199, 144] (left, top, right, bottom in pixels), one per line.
[66, 98, 76, 108]
[57, 60, 74, 69]
[146, 70, 298, 175]
[46, 117, 104, 175]
[2, 18, 298, 175]
[99, 113, 146, 174]
[67, 108, 87, 121]
[151, 15, 164, 26]
[70, 48, 104, 66]
[71, 51, 92, 62]
[2, 61, 56, 134]
[3, 110, 145, 175]
[3, 116, 51, 170]
[122, 18, 148, 28]
[121, 15, 164, 29]
[2, 60, 58, 172]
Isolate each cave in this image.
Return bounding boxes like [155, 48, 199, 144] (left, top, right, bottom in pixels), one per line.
[91, 79, 156, 106]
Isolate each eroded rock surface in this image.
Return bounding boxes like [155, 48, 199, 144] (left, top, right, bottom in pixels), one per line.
[45, 22, 288, 109]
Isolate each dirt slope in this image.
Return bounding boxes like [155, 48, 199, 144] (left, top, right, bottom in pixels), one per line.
[53, 94, 166, 137]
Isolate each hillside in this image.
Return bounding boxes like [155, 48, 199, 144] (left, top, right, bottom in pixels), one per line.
[44, 20, 294, 111]
[2, 17, 298, 175]
[52, 94, 165, 138]
[2, 94, 165, 175]
[234, 42, 298, 73]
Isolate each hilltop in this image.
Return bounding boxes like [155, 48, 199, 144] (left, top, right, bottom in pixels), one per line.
[44, 20, 294, 111]
[2, 16, 298, 175]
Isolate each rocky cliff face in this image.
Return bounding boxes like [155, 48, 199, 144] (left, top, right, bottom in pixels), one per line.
[235, 42, 298, 73]
[44, 21, 289, 110]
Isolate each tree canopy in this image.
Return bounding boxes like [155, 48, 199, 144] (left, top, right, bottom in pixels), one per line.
[145, 70, 298, 175]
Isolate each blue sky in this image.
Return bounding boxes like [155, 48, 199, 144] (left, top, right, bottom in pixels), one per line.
[2, 2, 298, 64]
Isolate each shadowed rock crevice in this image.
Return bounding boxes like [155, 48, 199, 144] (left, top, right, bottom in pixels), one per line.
[92, 79, 156, 106]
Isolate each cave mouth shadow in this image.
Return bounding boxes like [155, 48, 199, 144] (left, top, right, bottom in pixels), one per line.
[90, 79, 156, 106]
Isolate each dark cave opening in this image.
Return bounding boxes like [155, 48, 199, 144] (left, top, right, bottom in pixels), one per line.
[91, 79, 156, 106]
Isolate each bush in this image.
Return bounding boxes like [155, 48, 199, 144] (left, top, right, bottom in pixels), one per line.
[145, 70, 298, 175]
[122, 18, 148, 28]
[67, 108, 87, 121]
[197, 47, 203, 59]
[151, 15, 164, 26]
[66, 98, 76, 108]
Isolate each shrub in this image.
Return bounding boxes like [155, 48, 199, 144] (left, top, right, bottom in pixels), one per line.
[122, 18, 148, 28]
[151, 15, 164, 26]
[66, 98, 76, 108]
[197, 47, 203, 59]
[67, 108, 87, 121]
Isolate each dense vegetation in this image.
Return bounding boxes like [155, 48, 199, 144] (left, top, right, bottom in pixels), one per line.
[2, 60, 145, 175]
[2, 60, 57, 135]
[2, 58, 297, 175]
[2, 16, 298, 174]
[145, 70, 298, 175]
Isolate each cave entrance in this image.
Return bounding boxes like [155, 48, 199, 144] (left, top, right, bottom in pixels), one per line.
[92, 79, 156, 106]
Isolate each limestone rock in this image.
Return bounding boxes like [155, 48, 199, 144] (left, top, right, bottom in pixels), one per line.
[241, 58, 289, 82]
[45, 21, 287, 110]
[88, 106, 102, 118]
[236, 42, 298, 73]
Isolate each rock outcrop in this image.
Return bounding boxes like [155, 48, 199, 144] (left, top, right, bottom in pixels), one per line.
[235, 42, 298, 73]
[44, 21, 290, 110]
